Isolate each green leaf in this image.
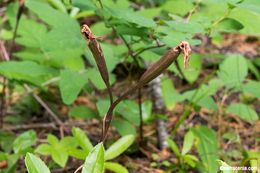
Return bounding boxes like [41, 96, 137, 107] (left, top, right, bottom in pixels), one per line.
[218, 55, 248, 89]
[141, 101, 153, 123]
[16, 19, 47, 48]
[72, 0, 97, 11]
[169, 54, 202, 83]
[36, 134, 70, 168]
[51, 148, 68, 167]
[183, 154, 198, 168]
[25, 153, 51, 173]
[106, 8, 156, 28]
[13, 130, 36, 154]
[59, 70, 88, 105]
[214, 18, 244, 32]
[96, 99, 110, 117]
[46, 0, 67, 13]
[243, 80, 260, 98]
[166, 21, 205, 34]
[0, 61, 56, 85]
[116, 100, 140, 126]
[112, 119, 136, 136]
[47, 134, 59, 145]
[105, 162, 129, 173]
[182, 130, 194, 155]
[191, 126, 219, 173]
[217, 160, 234, 173]
[162, 0, 193, 16]
[72, 127, 93, 153]
[161, 77, 183, 110]
[167, 138, 181, 157]
[227, 103, 259, 123]
[229, 5, 260, 34]
[69, 106, 98, 119]
[105, 135, 135, 160]
[82, 143, 105, 173]
[35, 144, 53, 155]
[25, 0, 85, 70]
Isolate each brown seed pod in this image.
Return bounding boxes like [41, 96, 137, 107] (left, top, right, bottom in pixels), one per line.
[81, 24, 113, 105]
[102, 41, 191, 141]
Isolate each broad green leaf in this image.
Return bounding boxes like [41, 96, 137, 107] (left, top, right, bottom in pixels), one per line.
[161, 77, 183, 110]
[182, 130, 194, 155]
[112, 119, 136, 136]
[67, 148, 88, 160]
[0, 61, 56, 85]
[105, 135, 135, 160]
[102, 0, 130, 9]
[26, 0, 77, 30]
[105, 162, 128, 173]
[183, 154, 198, 168]
[35, 144, 53, 155]
[82, 143, 105, 173]
[246, 60, 260, 80]
[166, 21, 205, 34]
[47, 134, 59, 145]
[25, 0, 85, 70]
[106, 8, 156, 28]
[72, 127, 93, 153]
[229, 5, 260, 34]
[60, 137, 78, 150]
[90, 22, 112, 36]
[227, 103, 259, 123]
[47, 0, 67, 13]
[214, 18, 244, 32]
[185, 79, 222, 102]
[116, 100, 140, 125]
[51, 148, 68, 167]
[72, 0, 97, 11]
[13, 130, 36, 154]
[87, 68, 116, 90]
[191, 126, 219, 173]
[162, 0, 193, 16]
[69, 106, 98, 119]
[169, 54, 202, 83]
[167, 138, 181, 157]
[141, 101, 153, 123]
[16, 19, 47, 48]
[218, 55, 248, 89]
[196, 96, 218, 111]
[96, 99, 110, 117]
[243, 80, 260, 98]
[36, 134, 70, 168]
[217, 160, 234, 173]
[59, 70, 88, 105]
[25, 153, 51, 173]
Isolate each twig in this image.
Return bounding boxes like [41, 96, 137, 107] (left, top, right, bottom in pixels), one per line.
[185, 0, 201, 22]
[73, 164, 83, 173]
[3, 122, 57, 131]
[133, 43, 165, 57]
[0, 41, 10, 128]
[23, 84, 63, 126]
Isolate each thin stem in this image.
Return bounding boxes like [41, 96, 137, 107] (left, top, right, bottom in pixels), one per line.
[97, 0, 103, 9]
[185, 0, 201, 22]
[133, 43, 165, 57]
[138, 88, 143, 142]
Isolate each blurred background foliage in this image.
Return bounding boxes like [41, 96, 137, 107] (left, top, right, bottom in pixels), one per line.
[0, 0, 259, 172]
